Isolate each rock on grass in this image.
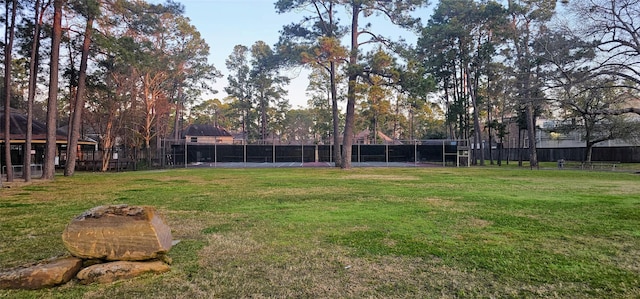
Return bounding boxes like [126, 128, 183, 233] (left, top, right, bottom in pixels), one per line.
[0, 257, 82, 290]
[62, 205, 173, 261]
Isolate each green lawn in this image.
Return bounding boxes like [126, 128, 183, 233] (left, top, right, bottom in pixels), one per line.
[1, 167, 639, 298]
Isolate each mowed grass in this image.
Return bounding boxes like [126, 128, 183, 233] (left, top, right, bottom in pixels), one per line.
[0, 167, 639, 298]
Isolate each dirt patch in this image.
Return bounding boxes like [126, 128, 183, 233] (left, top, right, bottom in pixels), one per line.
[423, 197, 456, 207]
[613, 247, 640, 273]
[601, 180, 640, 195]
[465, 217, 493, 228]
[257, 186, 352, 197]
[344, 174, 420, 181]
[200, 232, 265, 265]
[2, 181, 34, 189]
[346, 225, 371, 232]
[0, 179, 48, 193]
[164, 211, 246, 240]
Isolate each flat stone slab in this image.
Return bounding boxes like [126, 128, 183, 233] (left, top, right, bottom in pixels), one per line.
[76, 260, 170, 284]
[0, 257, 82, 290]
[62, 205, 173, 261]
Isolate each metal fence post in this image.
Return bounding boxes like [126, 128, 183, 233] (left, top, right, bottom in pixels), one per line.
[386, 142, 389, 166]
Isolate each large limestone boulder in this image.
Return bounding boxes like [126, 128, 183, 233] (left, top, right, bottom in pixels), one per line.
[62, 205, 172, 261]
[0, 257, 82, 290]
[76, 260, 170, 284]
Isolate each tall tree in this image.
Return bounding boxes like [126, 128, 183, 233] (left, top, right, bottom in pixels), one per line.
[249, 41, 290, 143]
[225, 45, 254, 144]
[75, 0, 199, 170]
[470, 1, 507, 165]
[22, 0, 47, 181]
[506, 0, 562, 168]
[394, 56, 438, 140]
[306, 68, 339, 145]
[278, 0, 428, 168]
[276, 0, 348, 166]
[225, 42, 289, 144]
[85, 36, 132, 173]
[128, 5, 214, 163]
[3, 0, 18, 182]
[484, 61, 516, 166]
[161, 13, 219, 147]
[341, 0, 428, 169]
[42, 0, 64, 180]
[418, 8, 465, 140]
[64, 0, 100, 176]
[419, 0, 506, 165]
[302, 36, 347, 163]
[88, 4, 140, 172]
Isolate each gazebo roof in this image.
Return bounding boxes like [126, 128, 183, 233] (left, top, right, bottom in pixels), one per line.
[0, 108, 96, 144]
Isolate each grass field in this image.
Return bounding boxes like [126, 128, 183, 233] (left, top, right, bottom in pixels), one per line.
[0, 167, 639, 298]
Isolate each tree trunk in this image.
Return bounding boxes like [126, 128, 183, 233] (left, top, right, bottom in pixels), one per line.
[173, 92, 182, 140]
[584, 142, 594, 163]
[4, 0, 17, 182]
[393, 96, 400, 140]
[468, 70, 484, 166]
[497, 139, 502, 166]
[443, 85, 455, 139]
[154, 113, 163, 166]
[583, 127, 593, 163]
[518, 129, 523, 167]
[65, 16, 94, 176]
[516, 15, 538, 169]
[487, 81, 494, 165]
[342, 75, 357, 169]
[101, 148, 112, 172]
[373, 114, 378, 144]
[23, 0, 44, 182]
[341, 3, 360, 170]
[330, 61, 342, 167]
[141, 73, 164, 153]
[525, 102, 538, 169]
[42, 0, 64, 180]
[243, 108, 248, 144]
[261, 94, 267, 143]
[100, 109, 116, 172]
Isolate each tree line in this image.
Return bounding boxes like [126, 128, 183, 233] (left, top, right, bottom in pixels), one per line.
[2, 0, 216, 181]
[3, 0, 640, 180]
[210, 0, 640, 169]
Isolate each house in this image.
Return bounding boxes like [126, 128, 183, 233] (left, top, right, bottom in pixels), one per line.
[183, 124, 233, 144]
[0, 108, 97, 172]
[354, 129, 403, 145]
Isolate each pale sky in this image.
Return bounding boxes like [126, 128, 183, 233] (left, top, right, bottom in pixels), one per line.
[157, 0, 430, 108]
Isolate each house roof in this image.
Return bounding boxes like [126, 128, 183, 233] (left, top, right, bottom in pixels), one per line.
[0, 108, 96, 144]
[183, 124, 232, 137]
[355, 129, 403, 145]
[355, 129, 372, 140]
